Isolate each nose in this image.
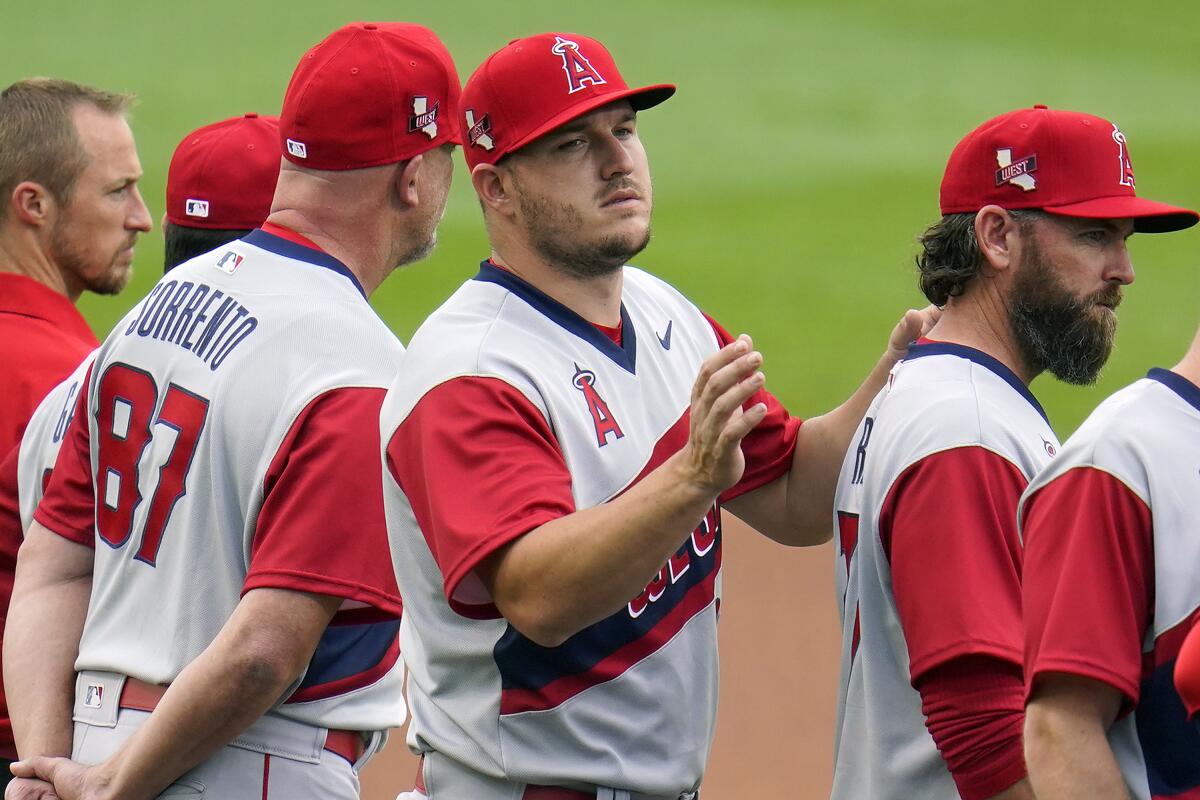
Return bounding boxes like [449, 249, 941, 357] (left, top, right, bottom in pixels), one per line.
[1108, 241, 1135, 285]
[128, 185, 153, 233]
[599, 134, 635, 181]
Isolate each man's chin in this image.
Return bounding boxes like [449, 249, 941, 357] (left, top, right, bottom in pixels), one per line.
[89, 262, 133, 296]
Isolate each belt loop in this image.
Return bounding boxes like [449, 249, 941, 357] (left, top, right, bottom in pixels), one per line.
[352, 730, 384, 772]
[595, 790, 614, 800]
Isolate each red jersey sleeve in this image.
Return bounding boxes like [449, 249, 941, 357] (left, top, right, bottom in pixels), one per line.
[882, 446, 1028, 680]
[1023, 466, 1153, 706]
[385, 376, 575, 614]
[33, 367, 95, 547]
[245, 387, 402, 618]
[703, 315, 801, 501]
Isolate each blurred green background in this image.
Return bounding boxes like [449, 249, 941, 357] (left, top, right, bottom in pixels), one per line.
[4, 0, 1198, 433]
[5, 2, 1199, 797]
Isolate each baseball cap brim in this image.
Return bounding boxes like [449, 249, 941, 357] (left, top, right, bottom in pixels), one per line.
[1044, 195, 1199, 233]
[502, 83, 676, 162]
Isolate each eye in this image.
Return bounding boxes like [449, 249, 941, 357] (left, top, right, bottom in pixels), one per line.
[614, 125, 635, 138]
[1081, 230, 1108, 243]
[558, 137, 585, 152]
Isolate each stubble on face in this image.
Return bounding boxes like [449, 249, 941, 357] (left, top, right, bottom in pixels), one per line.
[513, 171, 651, 280]
[50, 210, 134, 296]
[1008, 236, 1123, 385]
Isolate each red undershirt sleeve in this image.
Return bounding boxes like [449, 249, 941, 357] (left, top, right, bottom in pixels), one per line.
[245, 387, 402, 618]
[702, 314, 802, 501]
[915, 656, 1028, 800]
[881, 446, 1029, 796]
[1022, 466, 1153, 707]
[33, 364, 96, 546]
[385, 376, 576, 615]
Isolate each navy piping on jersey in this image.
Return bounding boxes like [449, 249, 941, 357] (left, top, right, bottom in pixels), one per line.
[473, 261, 638, 373]
[242, 229, 366, 298]
[1147, 368, 1200, 413]
[904, 341, 1049, 424]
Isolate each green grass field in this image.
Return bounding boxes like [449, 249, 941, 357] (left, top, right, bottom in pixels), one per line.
[5, 0, 1200, 434]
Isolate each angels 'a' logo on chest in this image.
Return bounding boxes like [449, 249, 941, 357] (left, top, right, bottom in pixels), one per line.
[572, 363, 624, 447]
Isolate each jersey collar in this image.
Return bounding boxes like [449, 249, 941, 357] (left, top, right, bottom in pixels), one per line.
[1147, 368, 1200, 413]
[241, 228, 366, 298]
[473, 261, 637, 374]
[904, 340, 1049, 424]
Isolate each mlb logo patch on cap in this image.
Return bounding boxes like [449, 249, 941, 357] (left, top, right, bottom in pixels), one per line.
[286, 139, 308, 159]
[185, 198, 210, 218]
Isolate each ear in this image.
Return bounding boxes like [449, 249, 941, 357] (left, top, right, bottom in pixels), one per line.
[471, 163, 514, 218]
[9, 180, 56, 227]
[974, 204, 1024, 273]
[394, 153, 425, 209]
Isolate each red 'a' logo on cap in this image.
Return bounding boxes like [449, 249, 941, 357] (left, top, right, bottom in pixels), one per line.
[551, 36, 606, 95]
[1112, 125, 1136, 188]
[572, 364, 623, 447]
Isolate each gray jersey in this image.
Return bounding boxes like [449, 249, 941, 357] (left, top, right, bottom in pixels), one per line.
[380, 262, 798, 795]
[35, 229, 407, 731]
[832, 342, 1056, 799]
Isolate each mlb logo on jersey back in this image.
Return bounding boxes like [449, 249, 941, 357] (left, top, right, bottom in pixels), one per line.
[286, 139, 307, 159]
[214, 251, 244, 275]
[185, 198, 210, 218]
[83, 683, 104, 708]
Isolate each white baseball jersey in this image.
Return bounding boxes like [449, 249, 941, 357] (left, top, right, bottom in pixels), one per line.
[832, 341, 1057, 800]
[380, 262, 798, 796]
[36, 226, 407, 732]
[16, 352, 97, 531]
[1022, 369, 1200, 799]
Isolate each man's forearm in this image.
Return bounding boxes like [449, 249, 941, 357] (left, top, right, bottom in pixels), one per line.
[1025, 699, 1131, 800]
[4, 523, 93, 758]
[82, 588, 340, 800]
[481, 451, 720, 647]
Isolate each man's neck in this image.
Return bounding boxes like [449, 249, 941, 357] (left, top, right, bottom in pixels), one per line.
[1171, 326, 1200, 387]
[490, 243, 624, 327]
[264, 210, 390, 297]
[923, 288, 1037, 385]
[0, 231, 76, 301]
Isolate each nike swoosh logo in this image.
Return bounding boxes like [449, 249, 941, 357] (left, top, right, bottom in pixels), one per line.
[656, 320, 673, 350]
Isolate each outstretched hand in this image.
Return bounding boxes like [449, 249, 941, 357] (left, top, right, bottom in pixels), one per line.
[885, 305, 941, 362]
[9, 758, 92, 800]
[683, 333, 768, 495]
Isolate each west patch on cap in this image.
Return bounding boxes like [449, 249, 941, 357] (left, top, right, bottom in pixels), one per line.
[280, 22, 461, 171]
[460, 32, 675, 170]
[940, 105, 1197, 234]
[166, 113, 280, 230]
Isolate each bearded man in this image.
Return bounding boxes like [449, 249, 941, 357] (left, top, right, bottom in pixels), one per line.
[830, 105, 1196, 800]
[0, 78, 152, 456]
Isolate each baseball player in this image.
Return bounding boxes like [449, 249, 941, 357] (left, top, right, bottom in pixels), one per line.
[0, 111, 280, 800]
[381, 32, 933, 799]
[0, 78, 151, 460]
[4, 23, 459, 799]
[831, 106, 1196, 800]
[1023, 285, 1200, 787]
[0, 77, 150, 793]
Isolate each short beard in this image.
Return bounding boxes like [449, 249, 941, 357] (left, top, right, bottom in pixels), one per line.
[50, 220, 132, 296]
[1009, 240, 1121, 386]
[516, 180, 650, 280]
[395, 228, 437, 269]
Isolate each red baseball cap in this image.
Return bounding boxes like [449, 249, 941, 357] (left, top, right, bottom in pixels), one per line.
[941, 105, 1197, 233]
[460, 32, 675, 169]
[280, 22, 461, 171]
[166, 113, 280, 230]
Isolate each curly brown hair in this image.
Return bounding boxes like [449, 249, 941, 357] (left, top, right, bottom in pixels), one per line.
[915, 209, 1041, 305]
